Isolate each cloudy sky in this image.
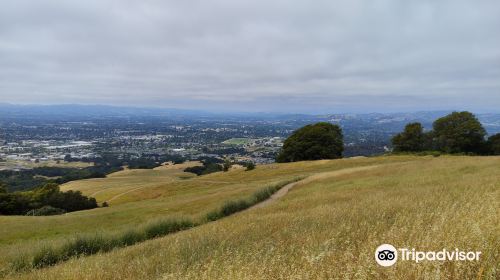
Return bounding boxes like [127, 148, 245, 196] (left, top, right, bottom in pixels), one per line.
[1, 0, 499, 113]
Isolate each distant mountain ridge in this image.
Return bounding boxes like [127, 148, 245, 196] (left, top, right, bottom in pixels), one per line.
[1, 103, 500, 134]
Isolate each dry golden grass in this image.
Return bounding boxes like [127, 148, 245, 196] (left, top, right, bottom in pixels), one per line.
[0, 160, 93, 170]
[0, 156, 414, 277]
[3, 156, 498, 279]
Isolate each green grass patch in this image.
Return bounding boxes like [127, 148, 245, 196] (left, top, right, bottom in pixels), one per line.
[222, 138, 253, 145]
[12, 177, 303, 272]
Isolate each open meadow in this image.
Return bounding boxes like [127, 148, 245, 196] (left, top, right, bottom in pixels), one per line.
[1, 156, 499, 279]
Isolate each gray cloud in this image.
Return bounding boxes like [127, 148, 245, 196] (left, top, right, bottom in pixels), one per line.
[1, 0, 499, 113]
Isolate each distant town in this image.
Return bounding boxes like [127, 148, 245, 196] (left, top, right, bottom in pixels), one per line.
[2, 105, 500, 171]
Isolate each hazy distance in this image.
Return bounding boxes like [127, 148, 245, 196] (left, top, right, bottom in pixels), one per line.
[1, 0, 499, 113]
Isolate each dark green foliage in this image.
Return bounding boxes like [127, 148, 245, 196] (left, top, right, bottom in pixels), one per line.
[251, 186, 277, 203]
[276, 122, 344, 163]
[202, 163, 223, 174]
[0, 165, 123, 192]
[222, 159, 232, 172]
[59, 234, 112, 257]
[143, 219, 194, 239]
[392, 123, 428, 152]
[25, 206, 66, 216]
[32, 247, 60, 268]
[393, 112, 489, 155]
[221, 200, 250, 216]
[245, 161, 256, 171]
[433, 111, 486, 154]
[486, 133, 500, 155]
[0, 183, 97, 215]
[117, 230, 146, 246]
[101, 201, 109, 207]
[184, 161, 223, 176]
[0, 183, 7, 193]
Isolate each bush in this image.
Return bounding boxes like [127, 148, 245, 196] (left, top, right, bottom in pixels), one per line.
[117, 230, 146, 246]
[101, 201, 109, 207]
[26, 206, 66, 216]
[220, 200, 250, 216]
[184, 162, 222, 176]
[251, 186, 276, 203]
[59, 234, 112, 258]
[223, 159, 232, 172]
[32, 247, 60, 268]
[245, 162, 256, 171]
[143, 218, 195, 239]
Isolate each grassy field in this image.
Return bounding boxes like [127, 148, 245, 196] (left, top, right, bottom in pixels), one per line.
[2, 156, 499, 279]
[222, 138, 254, 145]
[0, 159, 93, 170]
[59, 162, 202, 204]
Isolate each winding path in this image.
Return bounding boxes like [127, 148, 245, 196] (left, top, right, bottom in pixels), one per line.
[249, 165, 380, 210]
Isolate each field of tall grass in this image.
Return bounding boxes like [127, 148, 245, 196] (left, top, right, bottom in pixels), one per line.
[1, 156, 417, 278]
[2, 155, 498, 279]
[9, 179, 301, 272]
[4, 156, 497, 279]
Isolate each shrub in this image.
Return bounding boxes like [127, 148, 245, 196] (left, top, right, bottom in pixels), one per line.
[117, 230, 146, 246]
[205, 210, 223, 222]
[223, 159, 232, 172]
[59, 234, 112, 258]
[101, 201, 109, 207]
[251, 186, 276, 203]
[143, 219, 195, 239]
[184, 162, 222, 176]
[220, 200, 250, 216]
[32, 247, 60, 268]
[245, 162, 256, 171]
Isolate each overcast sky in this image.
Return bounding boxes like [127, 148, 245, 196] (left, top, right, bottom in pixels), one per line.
[1, 0, 499, 113]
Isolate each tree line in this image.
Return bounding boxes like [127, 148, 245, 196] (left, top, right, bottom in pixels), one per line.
[0, 183, 97, 215]
[392, 111, 500, 155]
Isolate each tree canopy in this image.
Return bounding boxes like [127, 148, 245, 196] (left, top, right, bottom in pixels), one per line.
[392, 111, 490, 155]
[392, 122, 427, 152]
[433, 111, 486, 154]
[486, 133, 500, 155]
[0, 183, 97, 215]
[276, 122, 344, 162]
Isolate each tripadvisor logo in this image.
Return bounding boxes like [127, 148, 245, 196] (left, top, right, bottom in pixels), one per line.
[375, 244, 398, 267]
[375, 244, 481, 267]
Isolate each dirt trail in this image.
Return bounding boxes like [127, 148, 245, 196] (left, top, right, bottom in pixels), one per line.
[107, 186, 147, 202]
[249, 165, 380, 210]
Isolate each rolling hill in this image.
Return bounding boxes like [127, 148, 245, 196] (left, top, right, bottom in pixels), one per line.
[1, 156, 498, 279]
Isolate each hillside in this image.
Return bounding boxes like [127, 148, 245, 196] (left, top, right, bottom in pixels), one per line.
[1, 156, 499, 279]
